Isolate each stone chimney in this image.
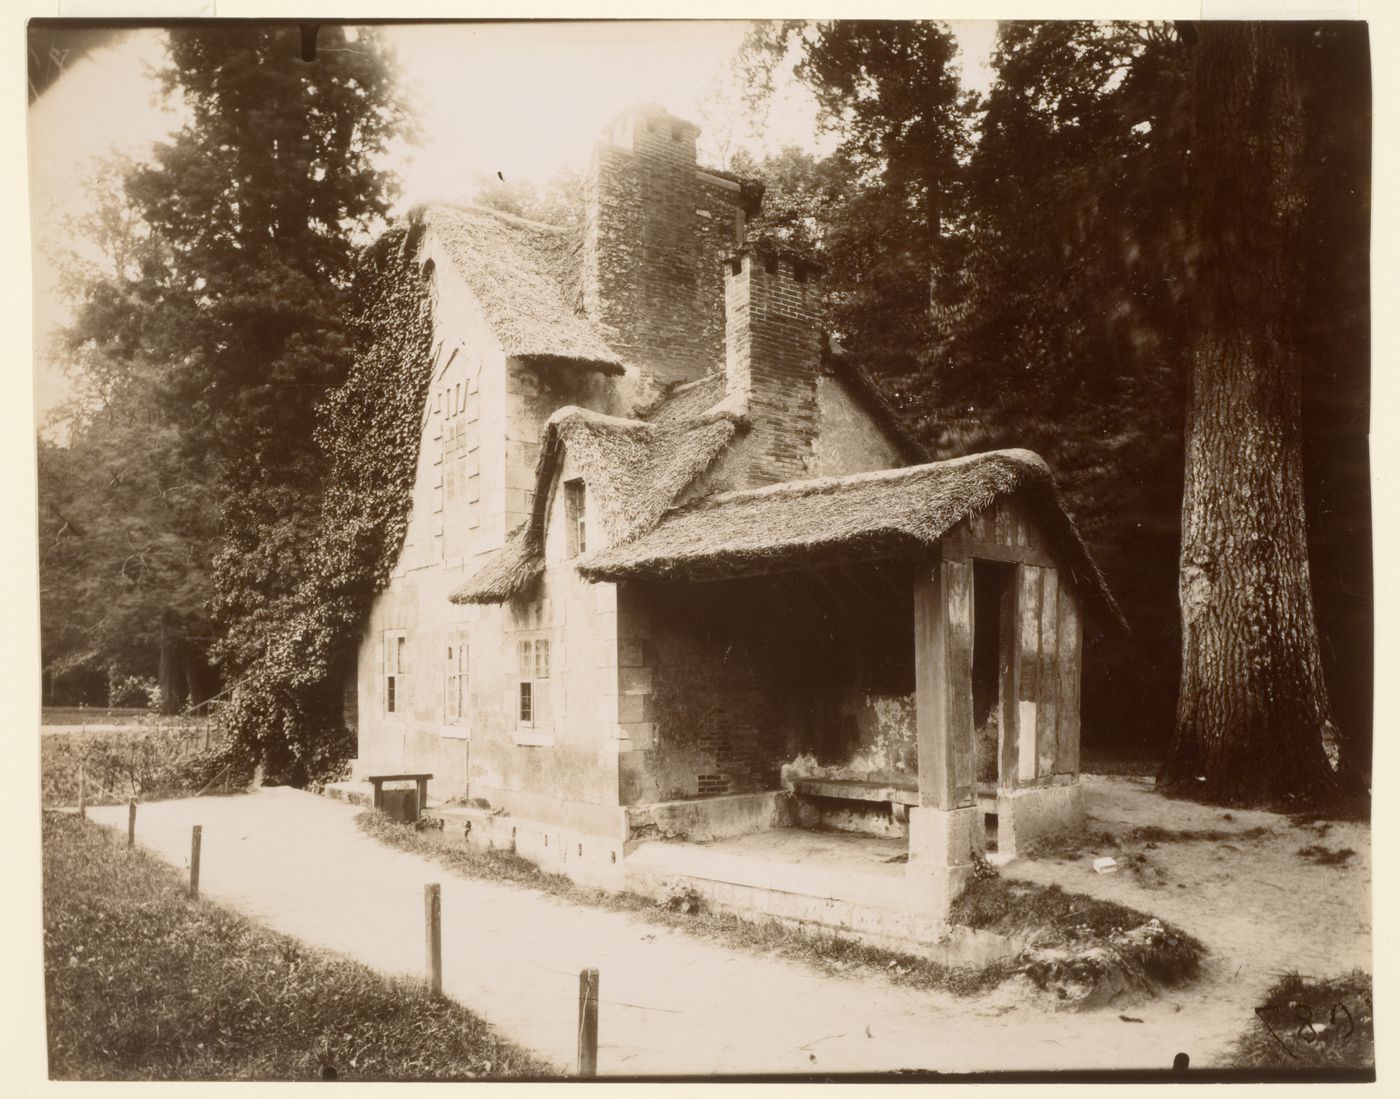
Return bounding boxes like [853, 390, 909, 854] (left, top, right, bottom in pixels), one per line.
[723, 242, 824, 488]
[581, 103, 758, 397]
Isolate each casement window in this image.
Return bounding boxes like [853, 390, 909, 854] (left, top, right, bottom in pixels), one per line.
[443, 417, 468, 502]
[445, 628, 469, 727]
[383, 630, 408, 716]
[516, 637, 552, 731]
[564, 479, 587, 557]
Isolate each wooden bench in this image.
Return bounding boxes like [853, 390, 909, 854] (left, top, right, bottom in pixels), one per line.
[366, 773, 433, 818]
[791, 778, 1001, 813]
[791, 778, 921, 806]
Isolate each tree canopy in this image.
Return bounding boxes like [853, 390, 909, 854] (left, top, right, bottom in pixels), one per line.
[740, 19, 1369, 778]
[39, 25, 410, 725]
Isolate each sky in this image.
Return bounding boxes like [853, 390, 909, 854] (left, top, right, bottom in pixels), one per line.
[26, 19, 999, 428]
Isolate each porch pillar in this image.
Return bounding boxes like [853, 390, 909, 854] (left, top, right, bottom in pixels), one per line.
[908, 553, 978, 919]
[913, 555, 976, 810]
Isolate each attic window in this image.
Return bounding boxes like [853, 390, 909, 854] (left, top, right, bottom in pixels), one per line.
[565, 479, 587, 558]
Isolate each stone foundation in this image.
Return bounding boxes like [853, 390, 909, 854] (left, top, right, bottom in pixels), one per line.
[997, 781, 1084, 857]
[905, 805, 979, 916]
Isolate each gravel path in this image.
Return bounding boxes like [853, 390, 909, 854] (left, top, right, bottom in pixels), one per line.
[83, 781, 1369, 1077]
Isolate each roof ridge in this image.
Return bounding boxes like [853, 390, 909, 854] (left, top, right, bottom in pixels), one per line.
[692, 448, 1048, 509]
[422, 200, 571, 236]
[548, 405, 654, 433]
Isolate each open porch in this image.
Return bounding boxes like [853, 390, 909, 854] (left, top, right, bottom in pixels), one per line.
[581, 477, 1098, 930]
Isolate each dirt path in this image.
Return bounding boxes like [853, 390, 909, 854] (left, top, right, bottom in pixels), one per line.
[82, 779, 1369, 1076]
[1002, 775, 1371, 1059]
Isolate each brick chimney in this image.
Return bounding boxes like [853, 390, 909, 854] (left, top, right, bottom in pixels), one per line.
[581, 104, 757, 396]
[723, 242, 824, 488]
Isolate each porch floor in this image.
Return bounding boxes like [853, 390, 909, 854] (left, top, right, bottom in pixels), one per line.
[690, 826, 908, 874]
[628, 825, 908, 910]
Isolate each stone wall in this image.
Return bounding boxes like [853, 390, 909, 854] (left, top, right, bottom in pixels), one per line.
[355, 234, 628, 811]
[620, 568, 922, 806]
[615, 579, 804, 803]
[806, 370, 909, 478]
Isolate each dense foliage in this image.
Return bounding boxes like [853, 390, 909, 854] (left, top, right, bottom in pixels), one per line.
[40, 725, 245, 807]
[40, 26, 408, 721]
[218, 228, 436, 784]
[39, 25, 408, 739]
[741, 21, 1369, 768]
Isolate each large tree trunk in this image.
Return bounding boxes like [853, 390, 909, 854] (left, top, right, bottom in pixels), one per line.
[1161, 22, 1340, 803]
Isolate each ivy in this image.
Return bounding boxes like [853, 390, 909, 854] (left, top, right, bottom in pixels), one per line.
[220, 226, 436, 785]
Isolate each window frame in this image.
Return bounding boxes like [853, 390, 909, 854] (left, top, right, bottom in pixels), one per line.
[442, 415, 468, 504]
[564, 478, 587, 558]
[443, 626, 470, 737]
[383, 629, 408, 719]
[513, 633, 555, 746]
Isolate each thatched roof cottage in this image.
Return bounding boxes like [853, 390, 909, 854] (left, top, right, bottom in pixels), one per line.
[350, 104, 1121, 945]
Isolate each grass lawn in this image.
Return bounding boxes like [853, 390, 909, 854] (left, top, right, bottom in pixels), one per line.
[42, 812, 556, 1081]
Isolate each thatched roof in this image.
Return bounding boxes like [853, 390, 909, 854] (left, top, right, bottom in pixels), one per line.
[577, 449, 1127, 630]
[449, 403, 737, 604]
[416, 203, 623, 375]
[449, 522, 545, 605]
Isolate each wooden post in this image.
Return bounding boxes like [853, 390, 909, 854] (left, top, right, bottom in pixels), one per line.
[424, 883, 442, 997]
[577, 968, 599, 1078]
[943, 557, 975, 808]
[78, 767, 86, 820]
[914, 562, 949, 808]
[189, 825, 202, 899]
[127, 798, 137, 848]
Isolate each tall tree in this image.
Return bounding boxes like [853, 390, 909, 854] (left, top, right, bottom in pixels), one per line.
[41, 25, 408, 729]
[41, 162, 220, 710]
[948, 22, 1192, 753]
[118, 26, 406, 687]
[743, 21, 973, 379]
[1161, 21, 1350, 802]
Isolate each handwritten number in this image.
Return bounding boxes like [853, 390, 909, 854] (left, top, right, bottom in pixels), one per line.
[1330, 1002, 1355, 1044]
[1255, 1005, 1299, 1059]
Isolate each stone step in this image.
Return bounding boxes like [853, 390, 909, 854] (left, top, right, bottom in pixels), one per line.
[625, 842, 1022, 966]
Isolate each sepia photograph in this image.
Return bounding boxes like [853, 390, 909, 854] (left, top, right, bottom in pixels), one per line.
[24, 9, 1374, 1084]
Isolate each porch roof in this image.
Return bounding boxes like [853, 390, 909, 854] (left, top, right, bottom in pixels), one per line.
[576, 449, 1127, 630]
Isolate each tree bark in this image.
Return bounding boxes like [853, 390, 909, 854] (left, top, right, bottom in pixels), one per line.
[1161, 22, 1340, 803]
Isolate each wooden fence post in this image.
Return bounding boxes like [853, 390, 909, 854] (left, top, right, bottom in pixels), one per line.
[127, 798, 136, 848]
[577, 968, 599, 1078]
[189, 825, 202, 899]
[78, 767, 86, 820]
[424, 883, 442, 997]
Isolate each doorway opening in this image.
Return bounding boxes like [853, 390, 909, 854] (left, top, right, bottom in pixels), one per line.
[972, 559, 1014, 852]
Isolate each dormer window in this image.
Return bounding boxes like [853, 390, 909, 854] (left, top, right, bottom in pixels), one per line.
[565, 479, 587, 557]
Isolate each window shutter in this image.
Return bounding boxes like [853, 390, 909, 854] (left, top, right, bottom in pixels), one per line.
[534, 678, 552, 729]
